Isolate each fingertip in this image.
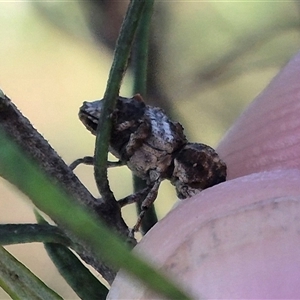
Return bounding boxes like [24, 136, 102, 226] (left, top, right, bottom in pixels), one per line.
[217, 51, 300, 179]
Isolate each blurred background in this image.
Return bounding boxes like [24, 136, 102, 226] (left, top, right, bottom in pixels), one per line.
[1, 1, 300, 298]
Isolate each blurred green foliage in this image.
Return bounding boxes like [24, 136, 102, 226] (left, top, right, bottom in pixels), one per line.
[0, 1, 300, 298]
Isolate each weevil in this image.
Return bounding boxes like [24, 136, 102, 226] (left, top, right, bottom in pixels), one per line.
[72, 94, 227, 234]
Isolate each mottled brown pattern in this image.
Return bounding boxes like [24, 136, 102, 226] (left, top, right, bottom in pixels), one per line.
[79, 95, 227, 233]
[172, 143, 227, 199]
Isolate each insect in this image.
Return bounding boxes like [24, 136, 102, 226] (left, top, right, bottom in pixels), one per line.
[74, 94, 227, 234]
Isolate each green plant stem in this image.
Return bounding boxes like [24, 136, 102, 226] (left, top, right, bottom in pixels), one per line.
[132, 0, 158, 234]
[0, 130, 191, 300]
[36, 213, 109, 300]
[94, 0, 146, 203]
[0, 224, 70, 246]
[0, 245, 63, 300]
[45, 242, 109, 300]
[132, 0, 154, 95]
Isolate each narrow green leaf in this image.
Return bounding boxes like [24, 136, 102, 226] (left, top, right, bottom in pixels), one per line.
[132, 0, 154, 96]
[36, 212, 108, 300]
[0, 224, 70, 246]
[93, 0, 147, 201]
[44, 244, 108, 300]
[132, 0, 158, 234]
[0, 245, 63, 300]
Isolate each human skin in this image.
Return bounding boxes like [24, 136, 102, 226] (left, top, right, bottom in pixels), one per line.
[107, 51, 300, 299]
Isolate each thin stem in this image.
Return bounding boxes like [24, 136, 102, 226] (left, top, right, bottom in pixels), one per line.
[0, 246, 63, 299]
[94, 0, 146, 203]
[0, 224, 70, 246]
[36, 213, 109, 299]
[132, 0, 154, 95]
[131, 0, 158, 234]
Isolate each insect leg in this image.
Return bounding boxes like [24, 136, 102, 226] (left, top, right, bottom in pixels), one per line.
[118, 186, 151, 207]
[69, 156, 125, 170]
[107, 160, 126, 168]
[131, 178, 162, 235]
[69, 156, 94, 170]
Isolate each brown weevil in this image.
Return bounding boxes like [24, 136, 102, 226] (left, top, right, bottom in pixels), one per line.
[73, 95, 227, 235]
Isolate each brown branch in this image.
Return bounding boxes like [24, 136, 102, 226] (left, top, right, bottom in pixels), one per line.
[0, 92, 136, 283]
